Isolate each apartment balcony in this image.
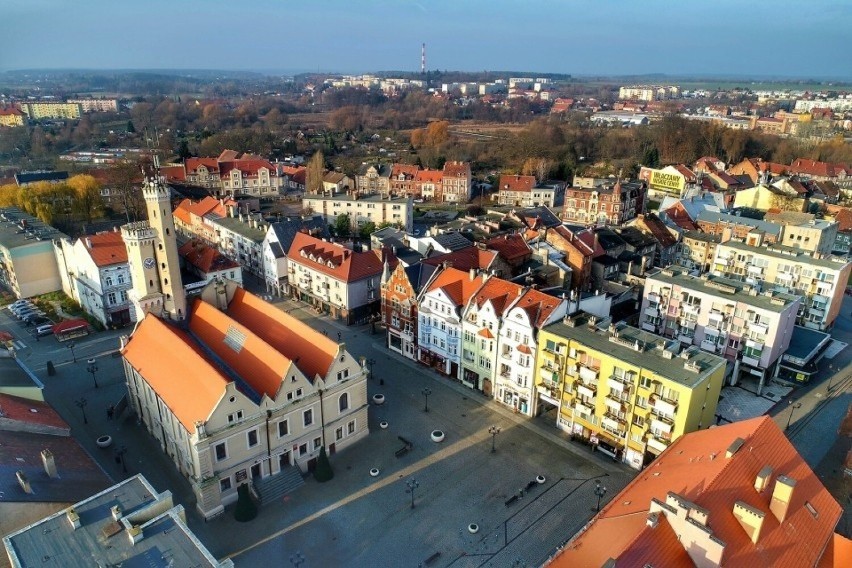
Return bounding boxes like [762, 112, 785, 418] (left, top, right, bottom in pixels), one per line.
[604, 395, 629, 414]
[681, 303, 699, 316]
[741, 355, 761, 367]
[641, 320, 658, 333]
[500, 351, 513, 361]
[646, 435, 671, 453]
[808, 305, 826, 319]
[566, 365, 579, 378]
[579, 365, 598, 383]
[537, 381, 561, 401]
[650, 393, 678, 415]
[643, 305, 660, 318]
[700, 338, 721, 353]
[576, 383, 596, 399]
[650, 412, 674, 431]
[607, 375, 632, 395]
[601, 414, 626, 435]
[573, 401, 593, 417]
[499, 369, 511, 379]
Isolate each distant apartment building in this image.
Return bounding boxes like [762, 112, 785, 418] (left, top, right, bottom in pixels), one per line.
[184, 157, 221, 189]
[67, 98, 119, 112]
[209, 210, 270, 277]
[389, 163, 419, 196]
[355, 163, 391, 195]
[677, 230, 721, 273]
[536, 315, 725, 470]
[618, 85, 680, 101]
[302, 193, 414, 232]
[640, 267, 800, 391]
[415, 169, 443, 200]
[0, 208, 65, 298]
[20, 102, 82, 120]
[496, 175, 555, 207]
[712, 240, 852, 330]
[0, 107, 25, 126]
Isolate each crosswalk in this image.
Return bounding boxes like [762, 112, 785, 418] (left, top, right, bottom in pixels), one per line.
[12, 340, 26, 350]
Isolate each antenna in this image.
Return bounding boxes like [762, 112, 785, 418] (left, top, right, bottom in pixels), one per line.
[421, 43, 426, 74]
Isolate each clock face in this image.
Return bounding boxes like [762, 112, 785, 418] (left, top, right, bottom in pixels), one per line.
[143, 257, 155, 270]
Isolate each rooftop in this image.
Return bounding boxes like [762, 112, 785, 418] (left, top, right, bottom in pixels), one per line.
[543, 316, 726, 389]
[0, 207, 66, 250]
[209, 215, 268, 243]
[2, 475, 227, 568]
[647, 267, 801, 313]
[718, 240, 851, 270]
[303, 192, 409, 203]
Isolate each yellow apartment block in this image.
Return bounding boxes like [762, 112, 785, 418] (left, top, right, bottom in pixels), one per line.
[536, 315, 726, 470]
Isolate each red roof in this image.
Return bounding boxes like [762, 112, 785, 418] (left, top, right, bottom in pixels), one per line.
[179, 240, 239, 274]
[424, 267, 485, 306]
[0, 107, 24, 116]
[0, 393, 69, 431]
[663, 202, 700, 231]
[421, 246, 498, 272]
[220, 159, 278, 178]
[516, 287, 563, 327]
[485, 233, 531, 262]
[159, 165, 186, 181]
[471, 277, 522, 315]
[288, 232, 384, 282]
[791, 158, 849, 178]
[499, 174, 536, 193]
[83, 231, 127, 267]
[442, 161, 470, 177]
[551, 416, 842, 568]
[636, 213, 678, 248]
[52, 319, 89, 334]
[391, 163, 419, 179]
[415, 169, 443, 183]
[185, 157, 219, 173]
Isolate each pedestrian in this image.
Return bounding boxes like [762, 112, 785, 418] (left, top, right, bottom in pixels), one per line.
[107, 405, 114, 420]
[337, 331, 342, 341]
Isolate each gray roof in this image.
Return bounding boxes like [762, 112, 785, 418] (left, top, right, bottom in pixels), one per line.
[646, 266, 801, 313]
[381, 237, 423, 265]
[718, 240, 851, 270]
[0, 207, 66, 250]
[210, 215, 268, 243]
[432, 232, 474, 251]
[404, 263, 439, 293]
[696, 210, 783, 237]
[270, 215, 329, 255]
[618, 226, 658, 249]
[514, 206, 562, 228]
[14, 171, 68, 185]
[3, 475, 223, 568]
[543, 316, 726, 388]
[357, 163, 392, 177]
[784, 325, 831, 363]
[0, 357, 44, 390]
[682, 230, 722, 243]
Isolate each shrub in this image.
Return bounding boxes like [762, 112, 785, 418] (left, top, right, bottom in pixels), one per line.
[233, 483, 258, 522]
[313, 446, 334, 482]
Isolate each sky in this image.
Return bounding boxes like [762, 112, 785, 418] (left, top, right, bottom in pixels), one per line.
[2, 0, 851, 79]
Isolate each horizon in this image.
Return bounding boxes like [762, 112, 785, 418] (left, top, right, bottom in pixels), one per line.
[2, 0, 851, 80]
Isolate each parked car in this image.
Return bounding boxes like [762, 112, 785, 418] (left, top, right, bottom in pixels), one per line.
[36, 324, 55, 337]
[26, 315, 50, 326]
[15, 308, 43, 320]
[10, 303, 34, 316]
[8, 300, 31, 311]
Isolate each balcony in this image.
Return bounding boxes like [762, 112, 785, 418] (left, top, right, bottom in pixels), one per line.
[573, 401, 593, 416]
[741, 355, 761, 367]
[604, 396, 629, 414]
[644, 305, 660, 318]
[748, 321, 769, 336]
[650, 393, 678, 415]
[576, 383, 596, 399]
[647, 436, 671, 453]
[579, 365, 598, 383]
[700, 338, 720, 353]
[681, 303, 699, 316]
[601, 415, 626, 435]
[500, 351, 512, 361]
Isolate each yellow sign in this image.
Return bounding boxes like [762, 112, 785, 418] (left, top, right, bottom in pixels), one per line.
[648, 169, 685, 194]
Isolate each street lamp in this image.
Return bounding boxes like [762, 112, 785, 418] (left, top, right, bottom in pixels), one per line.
[86, 358, 99, 389]
[74, 397, 88, 424]
[421, 388, 432, 412]
[67, 341, 77, 363]
[366, 358, 376, 381]
[488, 425, 502, 453]
[826, 364, 836, 393]
[405, 478, 420, 509]
[785, 401, 802, 431]
[114, 445, 128, 473]
[289, 551, 305, 568]
[593, 479, 607, 512]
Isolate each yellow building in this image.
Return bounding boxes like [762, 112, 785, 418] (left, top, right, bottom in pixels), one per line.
[0, 107, 25, 126]
[536, 315, 726, 470]
[733, 183, 807, 212]
[21, 102, 82, 120]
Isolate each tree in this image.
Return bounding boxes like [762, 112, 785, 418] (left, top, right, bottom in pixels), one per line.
[334, 213, 351, 236]
[126, 120, 135, 133]
[313, 446, 334, 482]
[306, 151, 325, 194]
[67, 174, 103, 225]
[233, 483, 258, 522]
[642, 146, 660, 168]
[359, 221, 376, 239]
[104, 162, 145, 222]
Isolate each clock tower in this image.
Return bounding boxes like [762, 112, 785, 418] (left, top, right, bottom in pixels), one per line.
[122, 172, 187, 321]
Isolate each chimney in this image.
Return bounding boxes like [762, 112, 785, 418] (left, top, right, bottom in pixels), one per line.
[16, 470, 32, 494]
[733, 501, 765, 544]
[469, 268, 476, 281]
[127, 525, 143, 545]
[85, 237, 92, 248]
[769, 475, 796, 523]
[41, 449, 58, 479]
[111, 505, 123, 521]
[726, 437, 744, 458]
[754, 465, 773, 493]
[721, 226, 733, 243]
[66, 507, 81, 530]
[646, 511, 660, 528]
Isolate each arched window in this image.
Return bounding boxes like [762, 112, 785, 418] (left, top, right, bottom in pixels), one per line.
[338, 393, 349, 413]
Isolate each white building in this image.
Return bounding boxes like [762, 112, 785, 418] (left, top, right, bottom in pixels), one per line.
[209, 212, 269, 278]
[261, 215, 328, 297]
[302, 193, 413, 233]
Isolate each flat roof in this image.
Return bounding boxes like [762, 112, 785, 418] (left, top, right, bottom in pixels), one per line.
[646, 267, 800, 313]
[0, 207, 66, 250]
[303, 193, 410, 203]
[543, 316, 726, 389]
[718, 240, 850, 270]
[682, 230, 721, 243]
[210, 215, 267, 242]
[0, 357, 45, 390]
[784, 325, 831, 362]
[3, 475, 224, 568]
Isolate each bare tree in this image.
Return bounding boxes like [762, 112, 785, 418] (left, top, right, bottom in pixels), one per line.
[306, 151, 325, 194]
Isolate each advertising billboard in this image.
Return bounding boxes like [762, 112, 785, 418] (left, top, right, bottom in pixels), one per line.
[640, 167, 686, 196]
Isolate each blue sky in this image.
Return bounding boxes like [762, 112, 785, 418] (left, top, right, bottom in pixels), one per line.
[2, 0, 850, 78]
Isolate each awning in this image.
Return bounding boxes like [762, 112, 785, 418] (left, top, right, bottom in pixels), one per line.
[52, 319, 89, 333]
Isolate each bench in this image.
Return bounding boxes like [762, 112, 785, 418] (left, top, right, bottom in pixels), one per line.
[504, 494, 518, 507]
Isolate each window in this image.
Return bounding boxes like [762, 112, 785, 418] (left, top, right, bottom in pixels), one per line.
[219, 477, 232, 492]
[339, 393, 349, 412]
[303, 408, 313, 427]
[228, 410, 244, 424]
[105, 276, 113, 287]
[278, 419, 289, 437]
[336, 427, 344, 441]
[640, 376, 652, 390]
[247, 429, 258, 448]
[299, 443, 308, 456]
[214, 442, 227, 461]
[313, 437, 322, 450]
[347, 420, 355, 434]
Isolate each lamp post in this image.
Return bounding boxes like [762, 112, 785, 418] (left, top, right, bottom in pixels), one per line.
[785, 401, 802, 431]
[74, 397, 88, 424]
[86, 358, 99, 389]
[593, 479, 607, 512]
[67, 341, 77, 363]
[421, 388, 432, 412]
[405, 478, 420, 509]
[114, 445, 128, 473]
[366, 358, 376, 381]
[289, 551, 305, 568]
[488, 425, 502, 453]
[826, 364, 835, 393]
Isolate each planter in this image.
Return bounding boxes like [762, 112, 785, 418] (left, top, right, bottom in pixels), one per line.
[369, 468, 380, 477]
[468, 523, 480, 534]
[536, 475, 546, 485]
[96, 435, 112, 448]
[379, 421, 389, 429]
[372, 394, 385, 405]
[430, 430, 445, 443]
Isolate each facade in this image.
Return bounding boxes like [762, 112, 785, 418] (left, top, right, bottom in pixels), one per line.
[0, 208, 65, 298]
[544, 225, 602, 291]
[287, 232, 385, 324]
[537, 315, 726, 470]
[562, 181, 645, 225]
[3, 475, 230, 568]
[355, 163, 391, 195]
[20, 102, 82, 120]
[415, 169, 443, 200]
[733, 183, 807, 212]
[54, 231, 134, 327]
[121, 176, 187, 322]
[677, 230, 721, 272]
[628, 213, 680, 267]
[301, 193, 414, 232]
[179, 239, 242, 287]
[381, 262, 438, 361]
[172, 196, 228, 244]
[441, 161, 472, 202]
[548, 417, 844, 567]
[322, 171, 353, 194]
[389, 163, 419, 196]
[641, 267, 800, 392]
[496, 175, 555, 207]
[418, 268, 486, 377]
[184, 157, 221, 189]
[121, 284, 368, 519]
[219, 156, 285, 198]
[261, 215, 328, 297]
[0, 107, 25, 127]
[712, 240, 852, 330]
[66, 98, 119, 113]
[209, 212, 269, 278]
[696, 210, 783, 245]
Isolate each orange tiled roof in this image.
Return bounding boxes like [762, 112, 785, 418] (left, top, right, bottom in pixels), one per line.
[499, 174, 535, 193]
[179, 240, 239, 274]
[818, 533, 852, 568]
[189, 299, 292, 400]
[158, 165, 186, 181]
[550, 416, 842, 568]
[790, 158, 849, 178]
[442, 161, 470, 177]
[288, 232, 384, 282]
[391, 163, 419, 179]
[471, 277, 522, 315]
[0, 393, 69, 431]
[415, 168, 443, 183]
[421, 246, 498, 272]
[516, 287, 562, 328]
[224, 287, 339, 381]
[425, 267, 485, 306]
[486, 233, 531, 262]
[185, 157, 219, 173]
[83, 231, 127, 267]
[122, 315, 229, 431]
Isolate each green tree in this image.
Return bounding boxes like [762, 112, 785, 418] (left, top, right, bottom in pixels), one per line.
[334, 213, 351, 236]
[313, 446, 334, 482]
[359, 221, 376, 239]
[233, 483, 258, 522]
[642, 146, 660, 168]
[67, 174, 103, 225]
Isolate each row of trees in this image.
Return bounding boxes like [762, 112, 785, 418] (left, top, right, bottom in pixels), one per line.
[0, 174, 104, 230]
